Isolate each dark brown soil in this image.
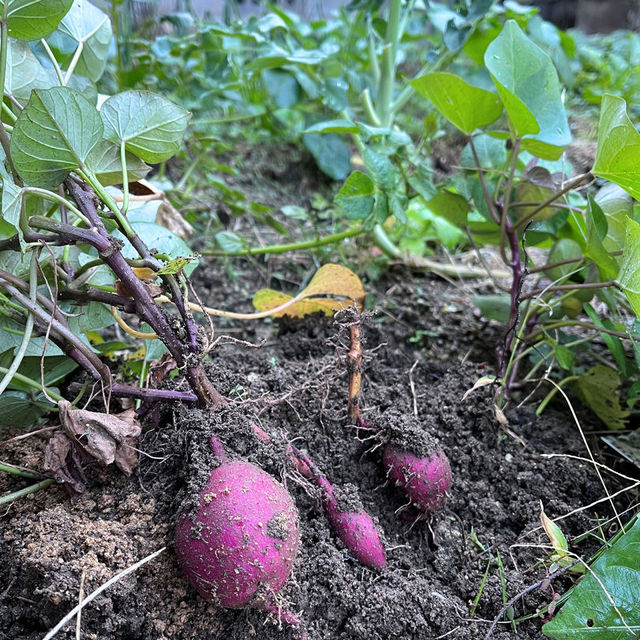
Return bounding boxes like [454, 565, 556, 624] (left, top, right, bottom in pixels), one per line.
[0, 146, 635, 640]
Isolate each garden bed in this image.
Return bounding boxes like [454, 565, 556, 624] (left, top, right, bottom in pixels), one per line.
[0, 254, 626, 640]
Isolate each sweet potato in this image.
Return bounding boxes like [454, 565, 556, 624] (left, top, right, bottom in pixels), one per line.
[175, 438, 300, 618]
[291, 446, 386, 570]
[383, 444, 451, 514]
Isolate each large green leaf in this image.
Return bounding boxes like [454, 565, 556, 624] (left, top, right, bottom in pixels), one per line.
[574, 365, 629, 431]
[334, 171, 374, 220]
[10, 86, 103, 188]
[5, 38, 55, 105]
[484, 20, 571, 160]
[100, 91, 190, 163]
[56, 0, 112, 82]
[2, 0, 72, 40]
[593, 95, 640, 201]
[302, 133, 350, 181]
[543, 517, 640, 639]
[618, 218, 640, 318]
[85, 139, 150, 186]
[410, 72, 502, 135]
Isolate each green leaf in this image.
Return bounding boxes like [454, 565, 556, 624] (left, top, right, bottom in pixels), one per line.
[0, 391, 50, 429]
[100, 91, 190, 163]
[585, 196, 619, 281]
[66, 301, 112, 333]
[6, 38, 55, 105]
[426, 190, 469, 228]
[215, 230, 244, 253]
[554, 344, 574, 370]
[595, 183, 633, 253]
[2, 0, 73, 40]
[574, 366, 629, 431]
[545, 238, 583, 282]
[584, 303, 629, 378]
[485, 20, 571, 160]
[302, 119, 359, 135]
[410, 72, 502, 135]
[618, 218, 640, 318]
[593, 95, 640, 201]
[302, 133, 350, 181]
[56, 0, 112, 82]
[11, 86, 103, 189]
[543, 518, 640, 639]
[334, 171, 375, 220]
[515, 167, 561, 222]
[85, 139, 151, 186]
[471, 294, 511, 322]
[363, 148, 398, 192]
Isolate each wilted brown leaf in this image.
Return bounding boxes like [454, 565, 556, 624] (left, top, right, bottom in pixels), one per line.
[44, 431, 87, 495]
[58, 401, 142, 475]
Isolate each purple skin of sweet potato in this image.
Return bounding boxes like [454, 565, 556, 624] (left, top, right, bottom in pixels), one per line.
[291, 446, 386, 571]
[318, 477, 387, 570]
[382, 444, 451, 514]
[175, 458, 300, 611]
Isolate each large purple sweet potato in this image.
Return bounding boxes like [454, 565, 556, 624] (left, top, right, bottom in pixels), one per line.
[175, 449, 299, 612]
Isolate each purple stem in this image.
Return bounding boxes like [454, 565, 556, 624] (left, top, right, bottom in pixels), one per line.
[498, 218, 523, 380]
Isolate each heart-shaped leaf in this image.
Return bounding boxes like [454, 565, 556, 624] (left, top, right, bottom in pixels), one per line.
[595, 183, 633, 253]
[485, 20, 571, 159]
[5, 38, 55, 105]
[411, 72, 503, 135]
[11, 86, 103, 188]
[543, 518, 640, 639]
[2, 0, 72, 40]
[56, 0, 112, 82]
[85, 139, 150, 186]
[334, 171, 375, 220]
[574, 365, 629, 431]
[100, 91, 190, 163]
[593, 95, 640, 201]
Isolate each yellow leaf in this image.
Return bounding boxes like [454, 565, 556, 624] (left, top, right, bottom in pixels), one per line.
[252, 264, 365, 318]
[253, 289, 354, 317]
[132, 267, 156, 280]
[301, 264, 365, 304]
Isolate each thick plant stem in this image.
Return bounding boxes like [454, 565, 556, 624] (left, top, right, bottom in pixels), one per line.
[63, 182, 223, 407]
[66, 179, 201, 355]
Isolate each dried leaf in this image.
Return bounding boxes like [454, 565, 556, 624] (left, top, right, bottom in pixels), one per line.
[252, 264, 365, 318]
[148, 353, 177, 386]
[44, 431, 87, 495]
[129, 179, 194, 238]
[462, 375, 497, 401]
[58, 401, 141, 475]
[132, 267, 156, 280]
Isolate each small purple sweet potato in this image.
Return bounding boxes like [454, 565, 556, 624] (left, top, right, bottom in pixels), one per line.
[292, 447, 387, 571]
[382, 444, 451, 514]
[175, 439, 300, 615]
